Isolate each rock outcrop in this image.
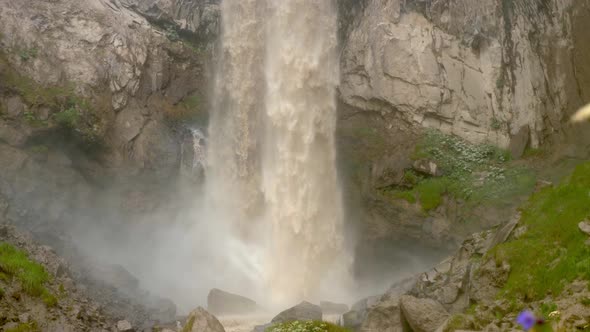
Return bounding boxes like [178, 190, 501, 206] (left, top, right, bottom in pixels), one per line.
[271, 301, 322, 324]
[0, 0, 211, 185]
[340, 0, 590, 151]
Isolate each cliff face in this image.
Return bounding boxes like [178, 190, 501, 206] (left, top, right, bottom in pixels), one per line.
[340, 0, 590, 155]
[0, 0, 216, 183]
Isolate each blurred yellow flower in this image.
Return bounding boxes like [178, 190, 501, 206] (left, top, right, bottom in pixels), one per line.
[571, 104, 590, 123]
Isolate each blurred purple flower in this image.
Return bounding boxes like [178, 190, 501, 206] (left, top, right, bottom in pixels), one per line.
[517, 310, 536, 331]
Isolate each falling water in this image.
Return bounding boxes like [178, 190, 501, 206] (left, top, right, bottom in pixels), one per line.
[206, 0, 345, 307]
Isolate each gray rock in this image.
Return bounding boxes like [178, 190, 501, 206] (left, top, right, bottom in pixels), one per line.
[207, 288, 260, 315]
[509, 126, 530, 159]
[116, 320, 134, 331]
[413, 159, 441, 177]
[271, 301, 322, 324]
[400, 295, 449, 332]
[342, 310, 362, 330]
[184, 307, 225, 332]
[4, 96, 25, 118]
[320, 301, 349, 314]
[359, 296, 403, 332]
[578, 220, 590, 236]
[0, 120, 30, 147]
[18, 313, 31, 323]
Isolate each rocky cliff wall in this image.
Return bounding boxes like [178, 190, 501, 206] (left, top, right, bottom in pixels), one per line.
[339, 0, 590, 156]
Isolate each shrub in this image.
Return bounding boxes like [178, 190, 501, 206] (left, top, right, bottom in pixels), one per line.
[490, 117, 503, 130]
[53, 107, 79, 128]
[165, 25, 180, 42]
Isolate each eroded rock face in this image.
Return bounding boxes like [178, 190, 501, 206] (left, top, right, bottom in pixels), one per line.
[0, 0, 209, 183]
[340, 0, 590, 150]
[122, 0, 220, 42]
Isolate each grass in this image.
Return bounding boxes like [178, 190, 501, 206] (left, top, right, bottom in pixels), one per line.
[491, 162, 590, 301]
[4, 322, 40, 332]
[0, 242, 57, 307]
[181, 316, 195, 332]
[266, 321, 351, 332]
[443, 314, 471, 332]
[384, 130, 536, 212]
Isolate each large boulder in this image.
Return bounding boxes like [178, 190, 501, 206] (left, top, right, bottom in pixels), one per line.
[271, 301, 322, 324]
[184, 307, 225, 332]
[399, 295, 449, 332]
[358, 296, 403, 332]
[207, 288, 260, 316]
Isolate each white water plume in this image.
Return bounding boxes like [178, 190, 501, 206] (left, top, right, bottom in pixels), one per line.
[205, 0, 348, 307]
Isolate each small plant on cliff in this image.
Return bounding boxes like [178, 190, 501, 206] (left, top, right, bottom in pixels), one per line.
[53, 107, 79, 128]
[18, 47, 38, 62]
[490, 117, 503, 130]
[165, 25, 180, 42]
[0, 242, 56, 307]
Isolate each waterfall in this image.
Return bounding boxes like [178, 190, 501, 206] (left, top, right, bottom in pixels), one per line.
[206, 0, 345, 306]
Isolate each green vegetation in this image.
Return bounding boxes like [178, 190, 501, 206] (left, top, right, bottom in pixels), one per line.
[28, 145, 49, 154]
[0, 242, 57, 307]
[0, 51, 105, 147]
[18, 48, 38, 62]
[492, 162, 590, 301]
[522, 146, 548, 159]
[443, 314, 471, 332]
[540, 301, 558, 319]
[181, 316, 195, 332]
[383, 130, 536, 212]
[581, 297, 590, 306]
[266, 321, 351, 332]
[53, 107, 80, 128]
[4, 322, 40, 332]
[165, 25, 180, 42]
[490, 117, 503, 130]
